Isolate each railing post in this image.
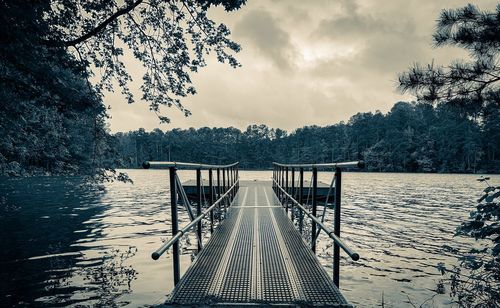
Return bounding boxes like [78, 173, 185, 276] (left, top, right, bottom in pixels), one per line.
[196, 168, 202, 252]
[299, 167, 304, 234]
[209, 168, 214, 234]
[334, 167, 342, 287]
[285, 167, 289, 213]
[228, 167, 232, 201]
[233, 166, 236, 196]
[217, 168, 221, 220]
[169, 167, 180, 285]
[222, 167, 226, 214]
[275, 166, 279, 198]
[312, 167, 317, 253]
[272, 166, 275, 193]
[276, 166, 278, 195]
[228, 167, 231, 203]
[281, 167, 285, 205]
[234, 166, 237, 192]
[276, 167, 279, 199]
[228, 167, 231, 194]
[291, 167, 295, 221]
[274, 165, 278, 197]
[276, 166, 279, 195]
[278, 167, 281, 200]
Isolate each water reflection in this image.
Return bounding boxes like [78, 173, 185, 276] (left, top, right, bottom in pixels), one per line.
[0, 176, 145, 307]
[0, 177, 105, 306]
[75, 246, 138, 307]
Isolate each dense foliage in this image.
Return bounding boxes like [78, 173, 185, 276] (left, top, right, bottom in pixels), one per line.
[398, 4, 499, 172]
[0, 0, 244, 178]
[0, 1, 116, 178]
[113, 101, 499, 172]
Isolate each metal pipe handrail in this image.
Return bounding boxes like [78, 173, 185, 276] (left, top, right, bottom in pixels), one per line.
[152, 179, 240, 260]
[143, 161, 239, 170]
[273, 179, 359, 261]
[272, 161, 364, 169]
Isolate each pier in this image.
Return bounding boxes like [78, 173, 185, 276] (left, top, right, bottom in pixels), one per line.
[143, 161, 363, 307]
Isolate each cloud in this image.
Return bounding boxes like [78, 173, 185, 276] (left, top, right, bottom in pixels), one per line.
[314, 3, 428, 72]
[234, 9, 296, 71]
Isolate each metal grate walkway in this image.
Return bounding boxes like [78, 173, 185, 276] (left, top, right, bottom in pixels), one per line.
[163, 181, 351, 307]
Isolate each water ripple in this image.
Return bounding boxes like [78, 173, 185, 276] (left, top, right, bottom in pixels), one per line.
[0, 171, 498, 307]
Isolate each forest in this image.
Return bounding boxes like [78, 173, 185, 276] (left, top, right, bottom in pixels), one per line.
[1, 2, 498, 176]
[113, 100, 499, 173]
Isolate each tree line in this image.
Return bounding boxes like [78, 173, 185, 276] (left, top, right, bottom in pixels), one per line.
[113, 100, 499, 173]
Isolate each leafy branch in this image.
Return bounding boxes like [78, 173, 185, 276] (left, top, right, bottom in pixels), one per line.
[40, 0, 244, 123]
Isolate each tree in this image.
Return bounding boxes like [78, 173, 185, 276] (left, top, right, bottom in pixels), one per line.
[0, 1, 118, 178]
[482, 101, 500, 165]
[0, 0, 245, 178]
[39, 0, 245, 123]
[398, 4, 499, 117]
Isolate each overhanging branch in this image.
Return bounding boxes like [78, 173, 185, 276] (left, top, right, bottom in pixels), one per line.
[44, 0, 143, 47]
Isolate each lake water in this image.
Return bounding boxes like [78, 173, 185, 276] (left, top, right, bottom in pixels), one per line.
[0, 170, 497, 307]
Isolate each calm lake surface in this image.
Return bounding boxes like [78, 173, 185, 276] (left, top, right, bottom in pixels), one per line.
[1, 170, 498, 307]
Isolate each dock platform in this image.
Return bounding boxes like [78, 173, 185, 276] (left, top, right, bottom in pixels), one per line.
[181, 179, 334, 204]
[163, 181, 351, 307]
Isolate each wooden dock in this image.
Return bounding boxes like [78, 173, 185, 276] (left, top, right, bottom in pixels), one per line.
[162, 181, 351, 307]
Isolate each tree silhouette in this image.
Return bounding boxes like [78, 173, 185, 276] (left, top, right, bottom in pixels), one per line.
[0, 0, 245, 177]
[37, 0, 245, 123]
[398, 4, 499, 116]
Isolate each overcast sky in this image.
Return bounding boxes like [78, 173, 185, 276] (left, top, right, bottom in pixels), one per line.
[104, 0, 496, 133]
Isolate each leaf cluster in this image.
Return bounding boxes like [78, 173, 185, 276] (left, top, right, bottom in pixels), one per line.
[41, 0, 244, 123]
[457, 177, 500, 255]
[0, 1, 131, 180]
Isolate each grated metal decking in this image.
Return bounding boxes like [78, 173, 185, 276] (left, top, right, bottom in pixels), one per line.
[180, 179, 333, 203]
[164, 181, 351, 307]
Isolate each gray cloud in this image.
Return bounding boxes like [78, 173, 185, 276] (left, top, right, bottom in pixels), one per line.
[234, 9, 296, 71]
[314, 3, 427, 73]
